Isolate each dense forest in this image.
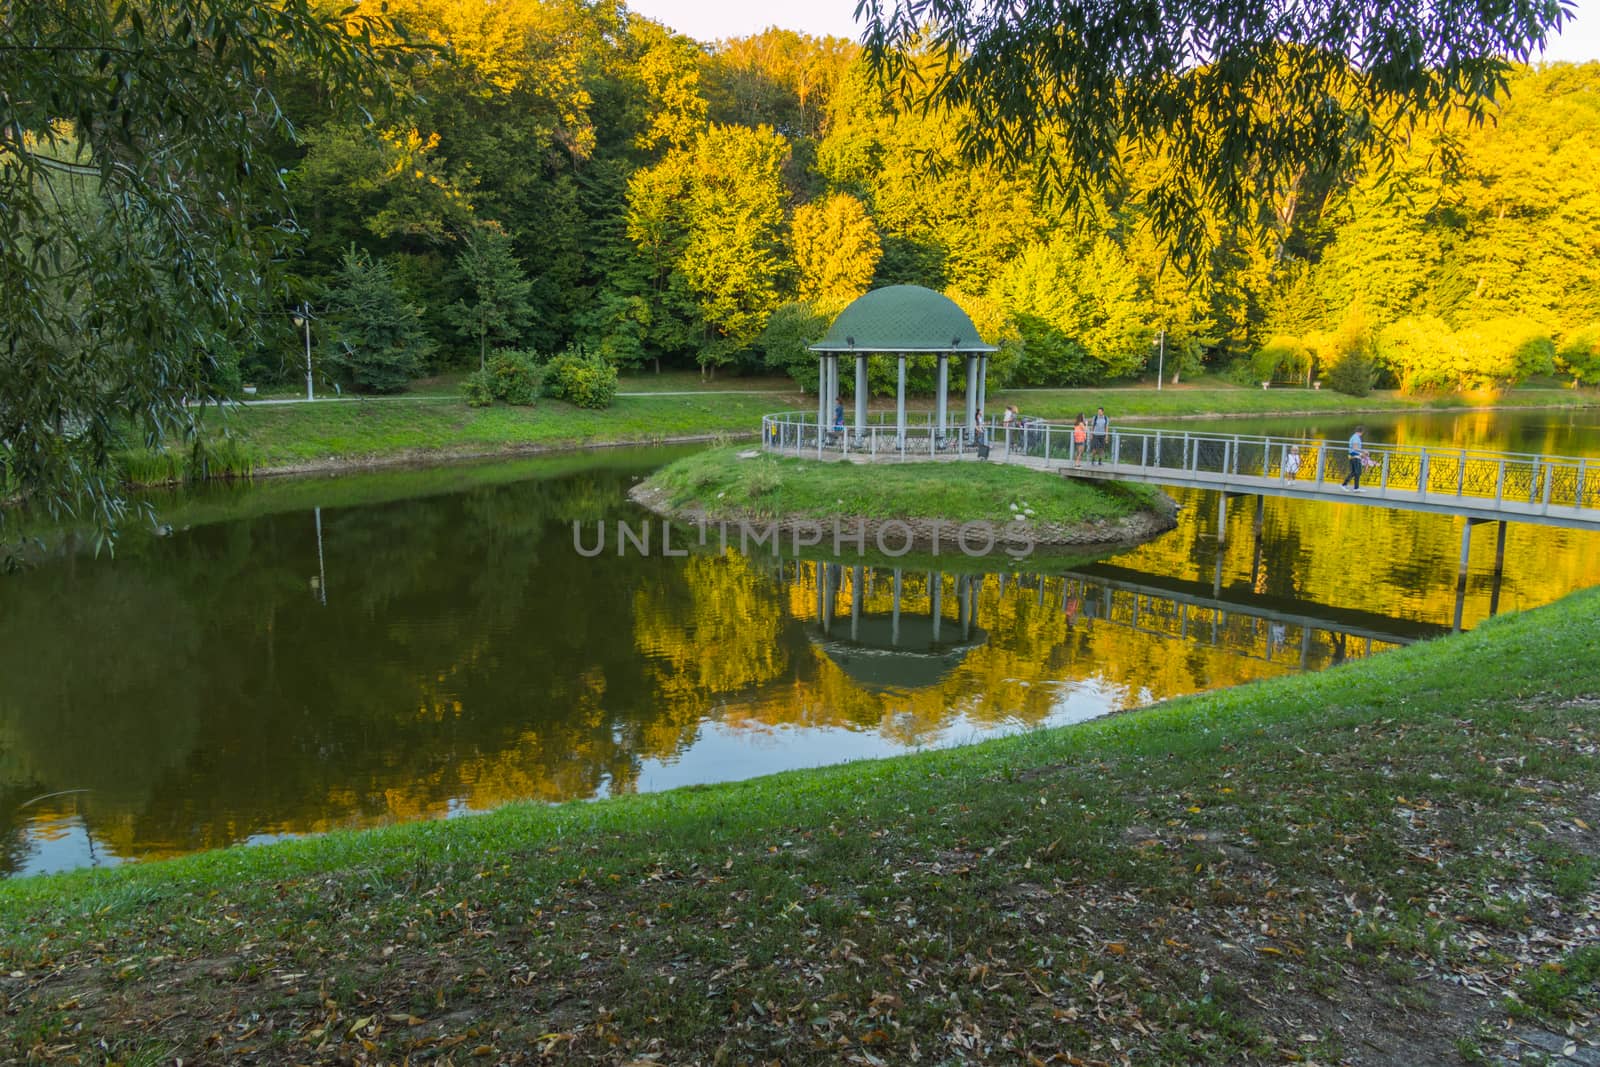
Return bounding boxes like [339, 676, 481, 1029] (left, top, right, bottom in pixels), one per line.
[254, 0, 1600, 396]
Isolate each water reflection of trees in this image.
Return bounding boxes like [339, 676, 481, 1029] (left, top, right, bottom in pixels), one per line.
[4, 457, 1600, 875]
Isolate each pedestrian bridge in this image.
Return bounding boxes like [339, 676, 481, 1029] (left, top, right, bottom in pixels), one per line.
[759, 411, 1600, 533]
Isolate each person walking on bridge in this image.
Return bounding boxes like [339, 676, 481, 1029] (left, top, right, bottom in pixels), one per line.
[1340, 426, 1367, 492]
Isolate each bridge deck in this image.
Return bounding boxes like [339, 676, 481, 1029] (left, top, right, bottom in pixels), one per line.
[761, 413, 1600, 533]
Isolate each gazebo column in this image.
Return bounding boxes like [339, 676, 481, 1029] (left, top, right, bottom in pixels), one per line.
[896, 354, 907, 450]
[936, 354, 949, 449]
[827, 356, 839, 434]
[816, 354, 827, 446]
[854, 353, 868, 446]
[964, 355, 978, 442]
[972, 356, 985, 428]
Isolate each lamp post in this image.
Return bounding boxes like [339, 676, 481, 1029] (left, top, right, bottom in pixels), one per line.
[1155, 328, 1165, 391]
[292, 304, 314, 401]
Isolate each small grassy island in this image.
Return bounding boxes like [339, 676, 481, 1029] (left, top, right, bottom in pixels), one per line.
[632, 446, 1178, 551]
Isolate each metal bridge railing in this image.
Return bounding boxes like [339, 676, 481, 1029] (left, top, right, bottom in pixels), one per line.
[758, 413, 1600, 515]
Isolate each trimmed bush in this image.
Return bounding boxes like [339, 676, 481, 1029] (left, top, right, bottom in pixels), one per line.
[486, 350, 544, 406]
[545, 349, 618, 409]
[462, 368, 495, 408]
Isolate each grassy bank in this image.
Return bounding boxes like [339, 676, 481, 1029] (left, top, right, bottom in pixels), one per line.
[991, 383, 1600, 422]
[3, 587, 1598, 1062]
[641, 446, 1169, 528]
[113, 392, 791, 486]
[106, 383, 1600, 489]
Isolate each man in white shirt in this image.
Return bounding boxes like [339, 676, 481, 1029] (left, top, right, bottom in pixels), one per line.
[1340, 427, 1366, 492]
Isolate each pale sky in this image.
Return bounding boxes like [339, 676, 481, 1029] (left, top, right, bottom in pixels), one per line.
[626, 0, 1600, 63]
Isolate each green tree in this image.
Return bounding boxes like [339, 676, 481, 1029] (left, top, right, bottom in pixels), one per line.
[1375, 316, 1460, 394]
[450, 224, 537, 369]
[1435, 65, 1600, 333]
[321, 247, 436, 393]
[759, 302, 831, 390]
[1557, 326, 1600, 387]
[629, 20, 710, 154]
[0, 0, 403, 534]
[1311, 158, 1446, 328]
[1455, 317, 1556, 390]
[791, 193, 882, 311]
[993, 233, 1150, 383]
[625, 124, 791, 375]
[861, 3, 1569, 260]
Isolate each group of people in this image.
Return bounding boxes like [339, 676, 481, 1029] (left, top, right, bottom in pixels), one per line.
[984, 404, 1111, 466]
[840, 395, 1375, 491]
[1280, 426, 1371, 489]
[1069, 407, 1111, 466]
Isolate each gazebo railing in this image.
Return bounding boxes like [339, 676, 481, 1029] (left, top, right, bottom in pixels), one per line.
[761, 411, 995, 459]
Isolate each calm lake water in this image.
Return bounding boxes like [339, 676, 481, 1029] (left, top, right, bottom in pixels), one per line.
[4, 409, 1600, 878]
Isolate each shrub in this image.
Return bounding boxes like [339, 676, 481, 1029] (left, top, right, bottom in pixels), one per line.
[1221, 358, 1263, 387]
[462, 368, 495, 408]
[486, 349, 544, 406]
[1325, 350, 1378, 397]
[545, 348, 618, 409]
[1251, 335, 1312, 384]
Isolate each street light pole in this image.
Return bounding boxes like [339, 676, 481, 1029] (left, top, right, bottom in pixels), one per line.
[294, 303, 314, 401]
[1156, 328, 1165, 391]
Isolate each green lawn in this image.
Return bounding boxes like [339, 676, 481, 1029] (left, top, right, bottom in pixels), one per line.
[2, 584, 1597, 1062]
[643, 445, 1167, 526]
[165, 392, 798, 478]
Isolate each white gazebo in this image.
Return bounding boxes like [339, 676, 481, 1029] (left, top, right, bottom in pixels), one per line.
[807, 285, 998, 448]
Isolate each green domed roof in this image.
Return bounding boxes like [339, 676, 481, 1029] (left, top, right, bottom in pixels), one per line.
[809, 285, 997, 353]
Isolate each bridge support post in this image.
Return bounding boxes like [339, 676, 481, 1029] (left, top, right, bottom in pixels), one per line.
[1489, 521, 1508, 618]
[1454, 518, 1490, 633]
[1217, 493, 1228, 545]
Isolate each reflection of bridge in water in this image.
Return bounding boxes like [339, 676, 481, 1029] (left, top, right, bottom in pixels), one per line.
[762, 413, 1594, 627]
[780, 556, 1451, 688]
[1054, 561, 1442, 667]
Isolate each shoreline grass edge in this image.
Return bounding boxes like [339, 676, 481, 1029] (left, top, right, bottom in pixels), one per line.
[1, 586, 1597, 1061]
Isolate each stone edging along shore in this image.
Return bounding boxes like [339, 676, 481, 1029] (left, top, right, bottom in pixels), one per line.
[627, 480, 1179, 551]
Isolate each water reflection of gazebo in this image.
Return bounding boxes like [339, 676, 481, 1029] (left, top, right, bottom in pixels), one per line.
[808, 285, 998, 449]
[808, 564, 986, 692]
